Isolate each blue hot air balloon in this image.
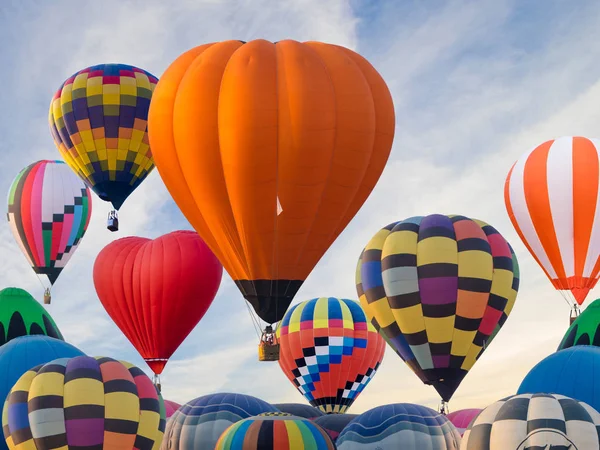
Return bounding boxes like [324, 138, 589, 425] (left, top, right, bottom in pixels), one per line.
[518, 345, 600, 413]
[0, 335, 85, 450]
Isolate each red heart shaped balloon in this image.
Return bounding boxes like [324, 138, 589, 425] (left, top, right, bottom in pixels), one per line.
[93, 230, 222, 375]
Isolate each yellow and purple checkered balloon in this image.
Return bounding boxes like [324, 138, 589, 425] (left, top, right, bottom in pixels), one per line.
[49, 64, 158, 210]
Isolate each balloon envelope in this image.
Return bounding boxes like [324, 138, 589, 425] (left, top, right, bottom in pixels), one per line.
[164, 399, 181, 418]
[446, 408, 482, 437]
[559, 298, 600, 349]
[336, 403, 461, 449]
[49, 64, 158, 211]
[505, 136, 600, 306]
[148, 39, 395, 325]
[162, 392, 278, 450]
[278, 297, 385, 413]
[272, 403, 324, 419]
[356, 214, 520, 402]
[0, 336, 84, 450]
[215, 416, 335, 450]
[93, 230, 223, 374]
[313, 414, 358, 442]
[0, 287, 63, 346]
[7, 160, 92, 286]
[518, 345, 600, 413]
[2, 356, 162, 450]
[462, 393, 600, 449]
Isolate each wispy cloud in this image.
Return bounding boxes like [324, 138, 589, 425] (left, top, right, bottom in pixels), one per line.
[2, 0, 600, 414]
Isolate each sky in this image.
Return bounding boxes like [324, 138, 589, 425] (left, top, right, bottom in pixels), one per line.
[1, 0, 600, 415]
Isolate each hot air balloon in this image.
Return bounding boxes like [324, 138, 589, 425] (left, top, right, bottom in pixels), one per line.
[313, 414, 358, 442]
[518, 346, 600, 413]
[163, 399, 181, 419]
[446, 408, 482, 437]
[0, 336, 85, 450]
[278, 297, 386, 414]
[215, 415, 336, 450]
[336, 403, 461, 450]
[147, 39, 395, 357]
[7, 160, 92, 304]
[0, 287, 63, 345]
[505, 136, 600, 323]
[49, 63, 158, 232]
[162, 393, 278, 450]
[93, 230, 222, 386]
[356, 214, 520, 410]
[461, 393, 600, 450]
[559, 298, 600, 349]
[2, 356, 163, 450]
[273, 403, 324, 419]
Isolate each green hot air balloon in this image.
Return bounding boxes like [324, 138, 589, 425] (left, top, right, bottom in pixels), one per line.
[0, 287, 63, 346]
[559, 298, 600, 350]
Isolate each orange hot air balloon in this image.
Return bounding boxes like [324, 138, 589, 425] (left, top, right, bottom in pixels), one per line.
[148, 39, 395, 332]
[505, 136, 600, 322]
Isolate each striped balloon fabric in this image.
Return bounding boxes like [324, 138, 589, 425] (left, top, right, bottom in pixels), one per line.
[505, 136, 600, 306]
[356, 215, 520, 402]
[49, 63, 157, 210]
[7, 160, 92, 285]
[278, 297, 386, 413]
[162, 392, 278, 450]
[462, 393, 600, 449]
[337, 403, 461, 449]
[215, 416, 336, 450]
[2, 356, 163, 450]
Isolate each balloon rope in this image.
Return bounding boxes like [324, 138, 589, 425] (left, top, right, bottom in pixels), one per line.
[244, 298, 263, 339]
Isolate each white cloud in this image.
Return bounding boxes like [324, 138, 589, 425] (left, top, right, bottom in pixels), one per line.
[2, 0, 600, 417]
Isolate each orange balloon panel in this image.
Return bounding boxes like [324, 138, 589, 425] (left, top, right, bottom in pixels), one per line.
[148, 39, 395, 324]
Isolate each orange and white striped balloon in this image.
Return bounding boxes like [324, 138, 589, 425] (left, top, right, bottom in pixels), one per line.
[505, 136, 600, 307]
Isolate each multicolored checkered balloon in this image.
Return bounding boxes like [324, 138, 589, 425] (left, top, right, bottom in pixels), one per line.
[356, 214, 520, 403]
[7, 160, 92, 289]
[49, 64, 158, 211]
[215, 416, 335, 450]
[2, 356, 163, 450]
[278, 297, 386, 414]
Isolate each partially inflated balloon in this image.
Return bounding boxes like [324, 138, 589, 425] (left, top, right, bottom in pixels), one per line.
[2, 356, 162, 450]
[462, 394, 600, 449]
[272, 403, 324, 419]
[215, 416, 335, 450]
[7, 160, 91, 289]
[446, 408, 482, 437]
[356, 215, 520, 402]
[162, 393, 278, 450]
[49, 64, 157, 212]
[93, 231, 222, 375]
[148, 39, 395, 325]
[278, 297, 385, 413]
[337, 404, 461, 449]
[0, 288, 63, 346]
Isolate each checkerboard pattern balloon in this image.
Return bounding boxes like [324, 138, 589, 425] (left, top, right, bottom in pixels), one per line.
[278, 297, 386, 414]
[49, 64, 158, 210]
[357, 214, 520, 402]
[462, 393, 600, 449]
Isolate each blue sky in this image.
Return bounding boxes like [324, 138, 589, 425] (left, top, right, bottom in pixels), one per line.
[2, 0, 600, 413]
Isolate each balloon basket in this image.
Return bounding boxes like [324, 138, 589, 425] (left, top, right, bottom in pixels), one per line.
[43, 289, 51, 305]
[107, 210, 119, 232]
[570, 305, 580, 325]
[258, 342, 280, 361]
